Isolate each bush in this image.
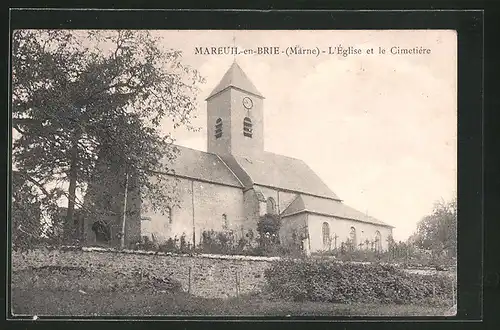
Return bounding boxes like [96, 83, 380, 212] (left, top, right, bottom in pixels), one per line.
[264, 259, 456, 306]
[199, 229, 260, 255]
[312, 245, 456, 270]
[159, 237, 178, 253]
[200, 230, 236, 255]
[256, 214, 281, 247]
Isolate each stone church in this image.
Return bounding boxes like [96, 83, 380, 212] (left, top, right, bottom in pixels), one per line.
[78, 61, 393, 252]
[137, 61, 394, 253]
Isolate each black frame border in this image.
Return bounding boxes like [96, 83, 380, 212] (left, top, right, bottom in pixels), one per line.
[4, 7, 485, 329]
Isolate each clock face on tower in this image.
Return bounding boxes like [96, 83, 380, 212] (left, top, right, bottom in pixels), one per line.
[242, 97, 253, 110]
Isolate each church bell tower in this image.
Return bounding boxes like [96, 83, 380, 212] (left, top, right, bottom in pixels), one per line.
[206, 61, 265, 158]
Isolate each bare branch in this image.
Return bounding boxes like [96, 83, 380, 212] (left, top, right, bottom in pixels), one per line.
[14, 170, 53, 197]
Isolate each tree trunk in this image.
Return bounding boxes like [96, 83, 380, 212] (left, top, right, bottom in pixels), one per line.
[65, 138, 79, 242]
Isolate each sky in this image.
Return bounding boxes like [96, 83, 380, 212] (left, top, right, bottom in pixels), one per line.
[153, 30, 457, 241]
[12, 30, 457, 241]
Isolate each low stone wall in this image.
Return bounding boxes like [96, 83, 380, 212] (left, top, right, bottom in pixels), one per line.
[11, 248, 454, 299]
[12, 248, 272, 299]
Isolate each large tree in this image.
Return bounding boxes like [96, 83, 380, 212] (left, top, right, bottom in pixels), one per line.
[12, 171, 43, 248]
[11, 30, 204, 238]
[411, 196, 457, 256]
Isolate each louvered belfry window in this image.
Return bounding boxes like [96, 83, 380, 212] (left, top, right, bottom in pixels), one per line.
[215, 118, 222, 139]
[243, 117, 253, 137]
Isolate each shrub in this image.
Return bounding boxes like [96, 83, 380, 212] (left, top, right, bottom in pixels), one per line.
[264, 259, 456, 306]
[179, 233, 189, 253]
[158, 238, 177, 253]
[199, 229, 244, 255]
[129, 236, 157, 251]
[312, 245, 456, 270]
[256, 214, 281, 247]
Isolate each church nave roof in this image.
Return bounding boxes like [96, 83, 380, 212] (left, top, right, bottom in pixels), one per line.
[160, 145, 243, 188]
[232, 152, 341, 201]
[281, 194, 394, 228]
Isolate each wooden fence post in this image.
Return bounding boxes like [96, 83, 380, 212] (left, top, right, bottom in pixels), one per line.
[235, 270, 240, 299]
[188, 266, 192, 294]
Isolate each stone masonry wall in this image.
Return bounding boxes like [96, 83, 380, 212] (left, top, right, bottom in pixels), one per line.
[12, 248, 273, 299]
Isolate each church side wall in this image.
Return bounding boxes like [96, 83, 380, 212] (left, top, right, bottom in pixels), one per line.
[307, 214, 393, 252]
[141, 176, 245, 245]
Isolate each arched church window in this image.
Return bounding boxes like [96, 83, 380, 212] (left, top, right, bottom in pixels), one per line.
[222, 213, 228, 230]
[243, 117, 253, 138]
[215, 118, 222, 139]
[266, 197, 277, 214]
[375, 230, 382, 252]
[322, 222, 330, 248]
[350, 226, 357, 249]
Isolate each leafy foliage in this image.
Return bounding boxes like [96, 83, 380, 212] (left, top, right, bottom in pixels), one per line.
[11, 30, 205, 237]
[11, 171, 66, 249]
[130, 228, 304, 257]
[312, 244, 455, 269]
[12, 172, 43, 248]
[256, 213, 281, 248]
[265, 259, 456, 306]
[199, 230, 237, 255]
[411, 196, 457, 257]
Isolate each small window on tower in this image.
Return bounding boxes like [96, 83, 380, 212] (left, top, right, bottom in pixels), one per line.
[243, 117, 253, 138]
[215, 118, 223, 139]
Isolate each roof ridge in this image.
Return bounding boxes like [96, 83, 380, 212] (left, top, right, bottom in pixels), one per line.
[172, 144, 207, 153]
[173, 144, 226, 158]
[215, 154, 245, 187]
[262, 151, 303, 161]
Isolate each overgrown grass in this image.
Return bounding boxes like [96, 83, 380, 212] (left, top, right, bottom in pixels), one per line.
[11, 288, 452, 316]
[10, 266, 454, 317]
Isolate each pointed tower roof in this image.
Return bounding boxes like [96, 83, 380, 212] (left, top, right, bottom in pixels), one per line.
[206, 61, 264, 100]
